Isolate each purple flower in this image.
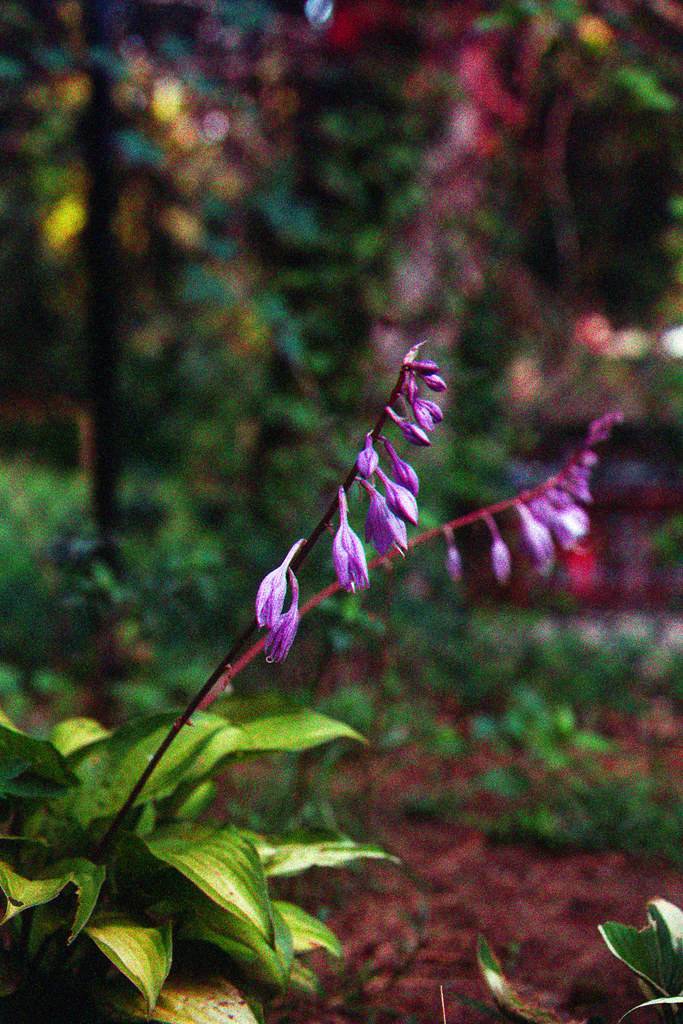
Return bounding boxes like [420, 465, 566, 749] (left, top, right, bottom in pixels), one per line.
[385, 406, 431, 446]
[517, 503, 555, 575]
[264, 570, 300, 663]
[376, 467, 418, 526]
[332, 488, 369, 592]
[445, 541, 463, 582]
[486, 515, 511, 584]
[421, 373, 447, 393]
[381, 437, 419, 496]
[255, 538, 305, 628]
[356, 433, 379, 478]
[586, 411, 623, 446]
[412, 397, 443, 432]
[411, 359, 440, 375]
[364, 485, 407, 556]
[529, 496, 589, 550]
[563, 465, 593, 504]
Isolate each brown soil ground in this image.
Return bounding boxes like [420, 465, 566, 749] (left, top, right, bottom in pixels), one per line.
[270, 729, 683, 1024]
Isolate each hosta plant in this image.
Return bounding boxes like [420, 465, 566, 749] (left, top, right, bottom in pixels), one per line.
[0, 348, 620, 1021]
[600, 898, 683, 1022]
[0, 697, 384, 1022]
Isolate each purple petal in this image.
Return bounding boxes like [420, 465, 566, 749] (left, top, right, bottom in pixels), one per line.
[486, 515, 511, 584]
[446, 543, 463, 582]
[381, 438, 419, 496]
[255, 539, 305, 628]
[356, 434, 379, 478]
[517, 504, 555, 574]
[365, 488, 407, 556]
[264, 571, 300, 663]
[421, 373, 447, 393]
[376, 468, 418, 526]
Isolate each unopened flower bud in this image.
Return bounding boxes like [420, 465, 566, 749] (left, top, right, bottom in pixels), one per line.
[421, 373, 447, 393]
[445, 541, 463, 581]
[411, 359, 440, 375]
[381, 438, 419, 495]
[364, 485, 408, 556]
[486, 515, 511, 584]
[333, 488, 370, 592]
[412, 397, 443, 432]
[385, 406, 431, 446]
[356, 434, 379, 478]
[255, 538, 306, 628]
[376, 468, 418, 525]
[517, 504, 555, 575]
[264, 570, 300, 663]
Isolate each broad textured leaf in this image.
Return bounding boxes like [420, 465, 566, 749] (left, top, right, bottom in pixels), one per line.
[647, 903, 683, 995]
[97, 974, 260, 1024]
[477, 936, 575, 1024]
[599, 922, 666, 995]
[143, 824, 272, 938]
[86, 914, 172, 1013]
[289, 959, 323, 996]
[51, 717, 110, 757]
[174, 781, 217, 820]
[0, 857, 104, 937]
[213, 694, 364, 751]
[245, 829, 396, 877]
[619, 997, 683, 1022]
[179, 894, 288, 991]
[65, 714, 243, 824]
[648, 900, 683, 947]
[0, 715, 75, 794]
[274, 901, 342, 957]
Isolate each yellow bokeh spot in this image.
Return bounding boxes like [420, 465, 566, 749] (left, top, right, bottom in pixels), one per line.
[43, 195, 87, 250]
[576, 15, 615, 52]
[151, 77, 184, 123]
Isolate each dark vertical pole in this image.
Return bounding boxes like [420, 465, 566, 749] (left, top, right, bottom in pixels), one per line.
[83, 0, 120, 567]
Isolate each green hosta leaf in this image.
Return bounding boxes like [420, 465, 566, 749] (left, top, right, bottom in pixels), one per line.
[97, 974, 260, 1024]
[646, 901, 683, 996]
[0, 713, 76, 795]
[143, 824, 272, 938]
[213, 694, 364, 751]
[0, 857, 104, 937]
[477, 936, 572, 1024]
[86, 914, 172, 1013]
[174, 781, 217, 820]
[180, 896, 289, 992]
[599, 921, 666, 995]
[620, 998, 683, 1022]
[289, 959, 323, 996]
[245, 829, 396, 877]
[274, 901, 342, 958]
[51, 717, 110, 757]
[65, 714, 243, 824]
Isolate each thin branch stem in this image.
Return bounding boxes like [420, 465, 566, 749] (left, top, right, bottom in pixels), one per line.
[93, 365, 408, 860]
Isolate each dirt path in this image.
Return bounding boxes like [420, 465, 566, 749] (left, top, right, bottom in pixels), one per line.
[275, 817, 682, 1024]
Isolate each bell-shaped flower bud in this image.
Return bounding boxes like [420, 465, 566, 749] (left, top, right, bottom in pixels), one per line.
[563, 465, 593, 504]
[376, 467, 418, 526]
[517, 503, 555, 575]
[364, 485, 407, 556]
[333, 488, 370, 592]
[385, 406, 431, 446]
[486, 515, 511, 584]
[445, 539, 463, 581]
[586, 410, 623, 446]
[421, 373, 447, 393]
[356, 433, 379, 478]
[381, 437, 419, 495]
[264, 570, 300, 663]
[255, 538, 306, 628]
[529, 496, 590, 550]
[412, 397, 443, 432]
[411, 359, 440, 375]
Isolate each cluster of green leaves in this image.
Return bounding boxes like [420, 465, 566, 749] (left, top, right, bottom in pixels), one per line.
[0, 695, 391, 1022]
[600, 898, 683, 1023]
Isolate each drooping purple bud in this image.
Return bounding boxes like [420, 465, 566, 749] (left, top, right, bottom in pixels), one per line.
[385, 406, 431, 446]
[586, 411, 623, 446]
[364, 486, 408, 556]
[529, 496, 590, 550]
[486, 515, 511, 584]
[264, 570, 300, 663]
[255, 538, 306, 628]
[376, 467, 418, 526]
[445, 541, 463, 582]
[412, 397, 443, 432]
[563, 465, 593, 504]
[381, 437, 419, 496]
[356, 433, 379, 478]
[333, 488, 370, 592]
[411, 359, 440, 375]
[517, 504, 555, 575]
[421, 373, 447, 393]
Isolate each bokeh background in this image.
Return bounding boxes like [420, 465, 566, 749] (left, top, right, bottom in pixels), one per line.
[0, 1, 682, 1017]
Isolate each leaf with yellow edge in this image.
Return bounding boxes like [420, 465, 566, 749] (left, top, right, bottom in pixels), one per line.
[86, 914, 172, 1013]
[96, 974, 261, 1024]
